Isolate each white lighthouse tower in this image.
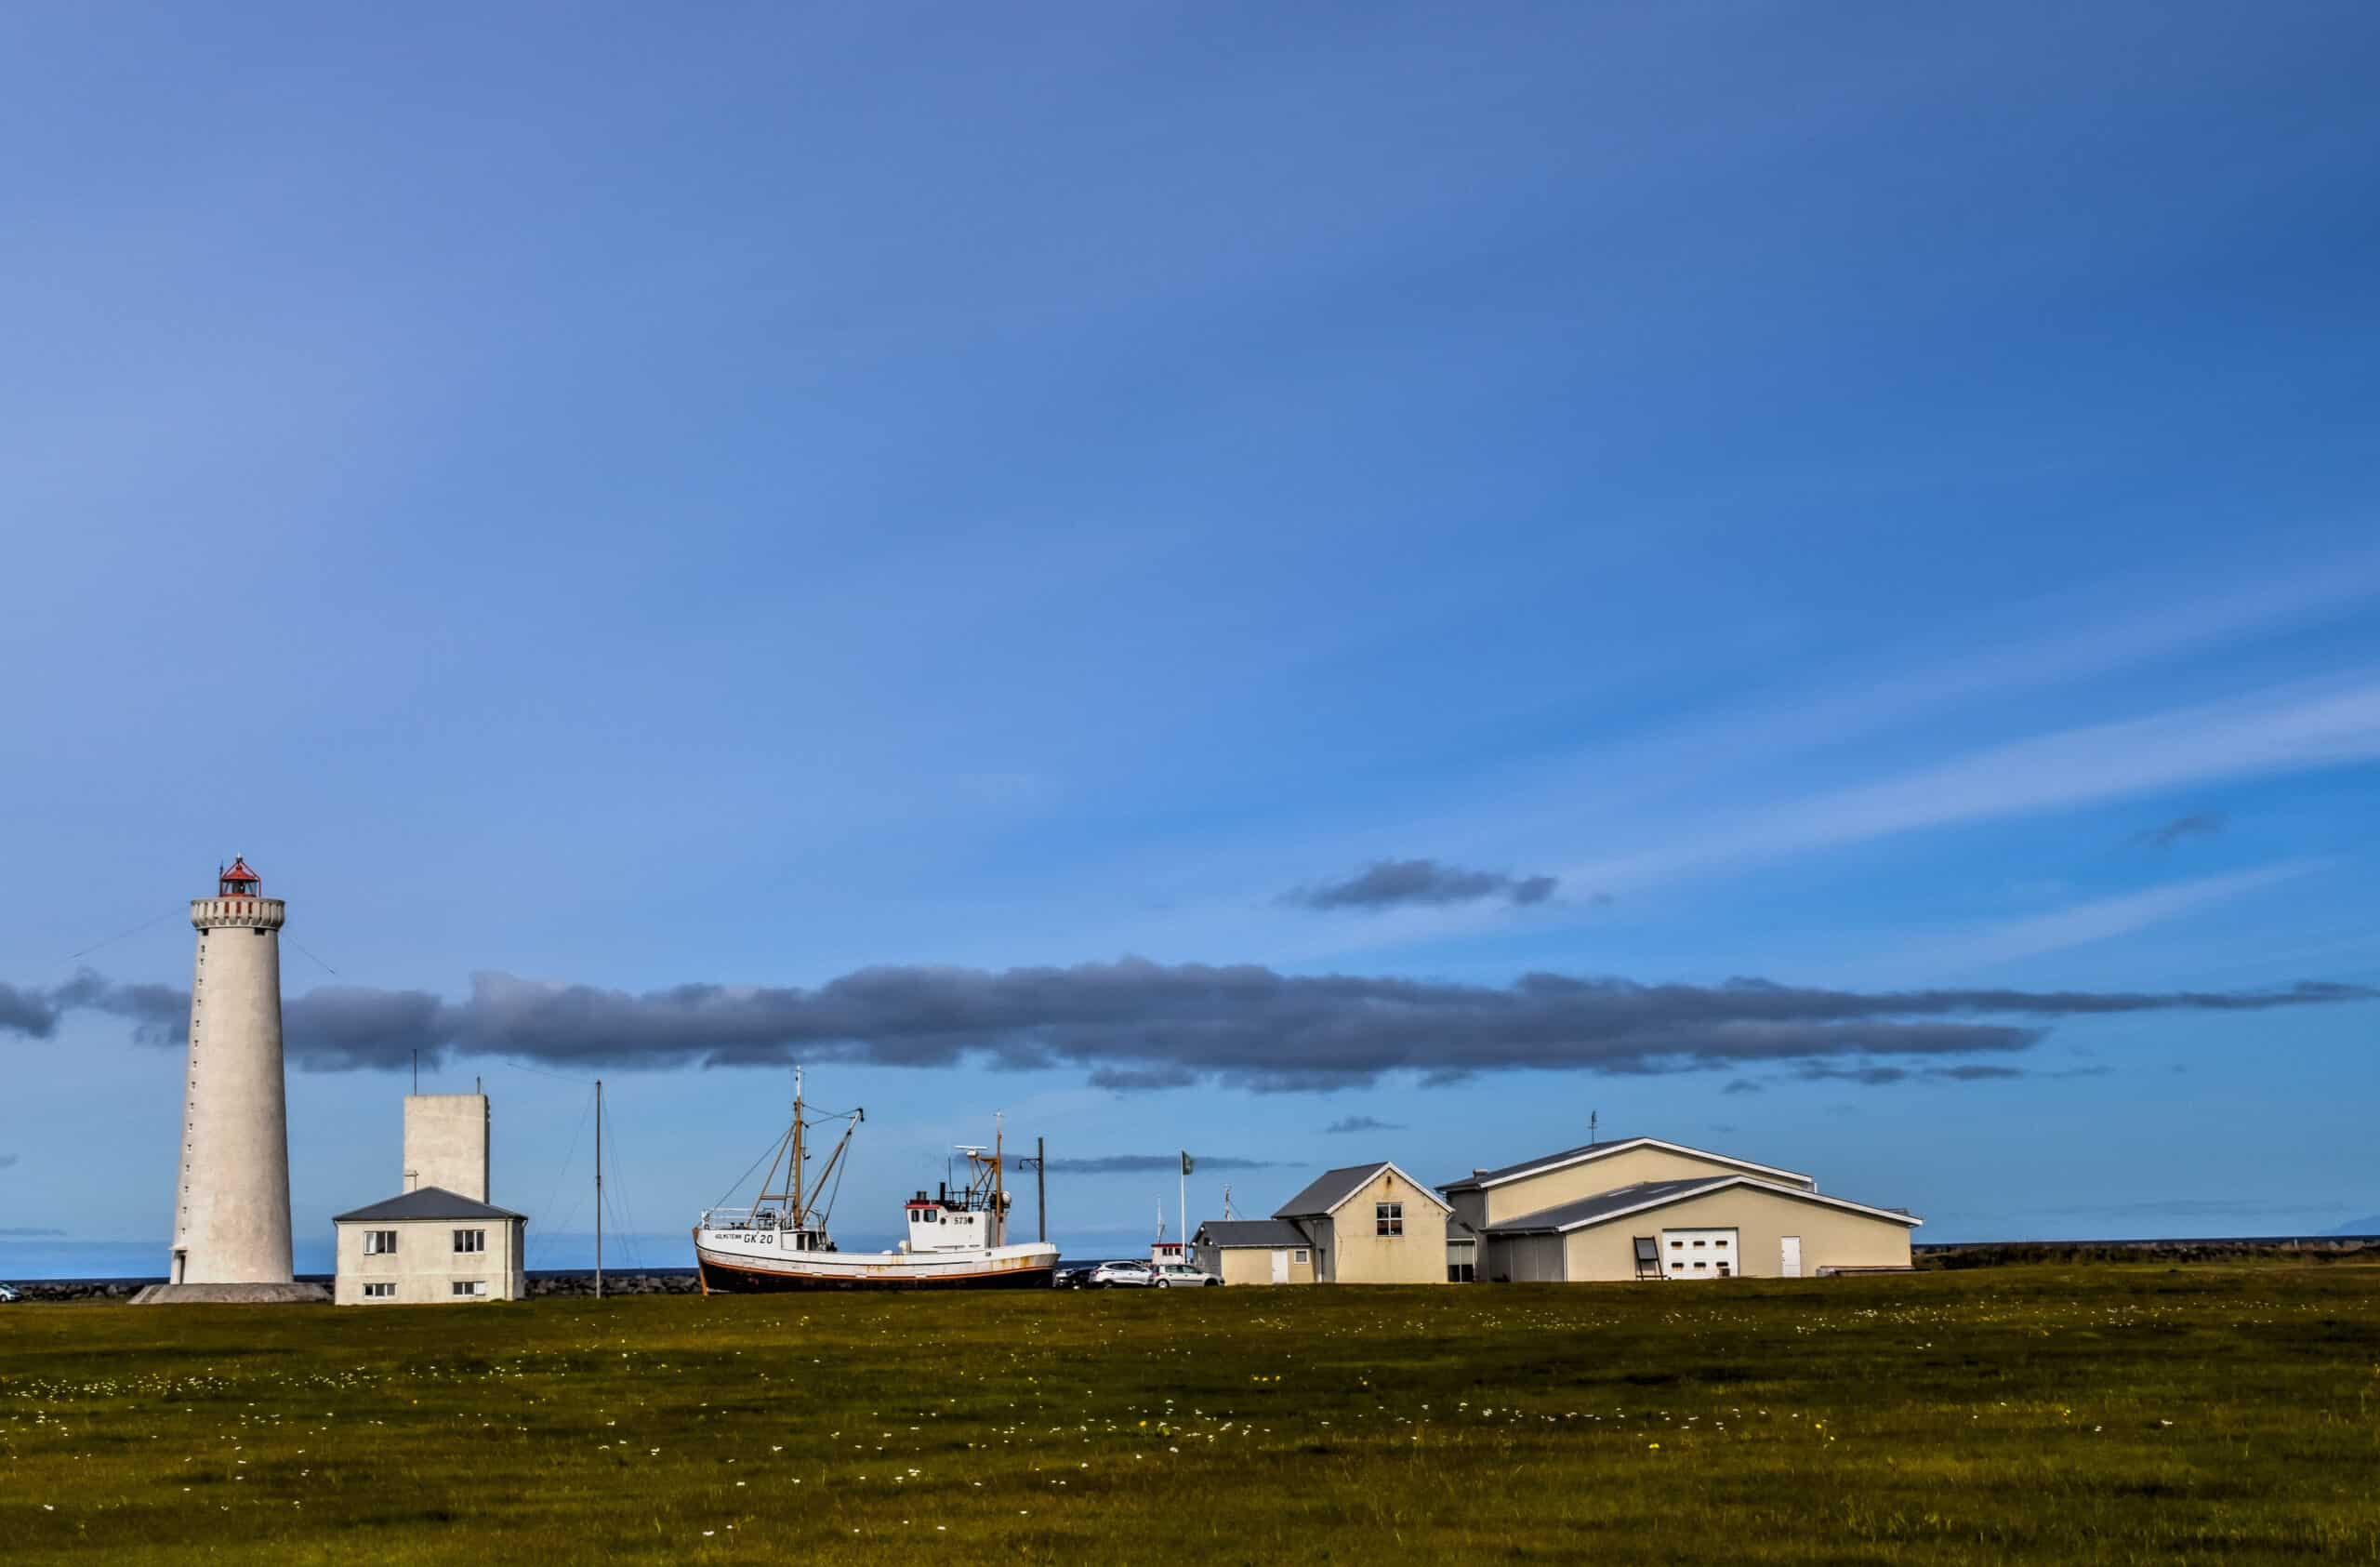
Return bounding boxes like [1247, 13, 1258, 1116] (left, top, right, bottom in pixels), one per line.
[139, 858, 325, 1303]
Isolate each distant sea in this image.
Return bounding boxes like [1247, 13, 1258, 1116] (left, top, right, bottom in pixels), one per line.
[0, 1232, 698, 1282]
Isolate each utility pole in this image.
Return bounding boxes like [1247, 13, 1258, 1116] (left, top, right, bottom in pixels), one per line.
[1178, 1153, 1188, 1259]
[594, 1078, 604, 1302]
[1036, 1135, 1046, 1244]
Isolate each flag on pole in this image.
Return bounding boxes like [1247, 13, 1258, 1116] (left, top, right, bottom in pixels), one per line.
[1181, 1150, 1194, 1175]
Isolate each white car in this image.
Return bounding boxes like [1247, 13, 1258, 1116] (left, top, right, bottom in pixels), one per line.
[1087, 1260, 1155, 1288]
[1153, 1263, 1220, 1288]
[0, 1282, 20, 1303]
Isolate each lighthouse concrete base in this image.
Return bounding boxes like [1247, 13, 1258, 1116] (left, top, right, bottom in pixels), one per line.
[129, 1281, 331, 1306]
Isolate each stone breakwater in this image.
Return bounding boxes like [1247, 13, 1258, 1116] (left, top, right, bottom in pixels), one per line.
[527, 1270, 702, 1297]
[7, 1270, 704, 1302]
[1918, 1235, 2380, 1268]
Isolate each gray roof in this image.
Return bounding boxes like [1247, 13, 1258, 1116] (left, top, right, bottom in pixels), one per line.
[333, 1186, 527, 1224]
[1195, 1219, 1310, 1249]
[1485, 1177, 1732, 1234]
[1484, 1175, 1922, 1234]
[1440, 1135, 1808, 1192]
[1274, 1162, 1393, 1218]
[1275, 1160, 1453, 1219]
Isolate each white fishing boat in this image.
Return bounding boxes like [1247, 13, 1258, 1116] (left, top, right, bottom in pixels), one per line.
[693, 1073, 1058, 1293]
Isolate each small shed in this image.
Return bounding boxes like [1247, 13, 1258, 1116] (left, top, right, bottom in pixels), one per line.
[1191, 1219, 1316, 1285]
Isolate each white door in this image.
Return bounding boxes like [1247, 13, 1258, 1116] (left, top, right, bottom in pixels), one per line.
[1780, 1236, 1802, 1278]
[1269, 1249, 1289, 1283]
[1659, 1228, 1740, 1280]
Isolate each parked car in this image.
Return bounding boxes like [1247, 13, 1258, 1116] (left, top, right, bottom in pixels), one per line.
[1086, 1259, 1155, 1288]
[1153, 1263, 1221, 1288]
[0, 1282, 20, 1303]
[1053, 1264, 1101, 1290]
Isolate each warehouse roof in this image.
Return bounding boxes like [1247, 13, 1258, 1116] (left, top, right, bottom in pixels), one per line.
[1440, 1135, 1811, 1193]
[1484, 1175, 1921, 1235]
[1195, 1219, 1310, 1249]
[1274, 1161, 1452, 1219]
[333, 1186, 527, 1224]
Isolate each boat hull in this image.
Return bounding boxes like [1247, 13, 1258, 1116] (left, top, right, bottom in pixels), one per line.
[693, 1232, 1059, 1294]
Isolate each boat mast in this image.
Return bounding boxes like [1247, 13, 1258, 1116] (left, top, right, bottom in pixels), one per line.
[791, 1066, 805, 1222]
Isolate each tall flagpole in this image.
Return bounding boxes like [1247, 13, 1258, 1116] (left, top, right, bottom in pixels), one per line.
[1178, 1150, 1188, 1260]
[594, 1079, 604, 1302]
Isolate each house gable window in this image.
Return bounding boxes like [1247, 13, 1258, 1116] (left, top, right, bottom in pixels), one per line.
[1375, 1202, 1404, 1238]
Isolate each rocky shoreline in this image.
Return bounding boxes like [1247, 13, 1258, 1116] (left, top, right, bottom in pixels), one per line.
[6, 1269, 704, 1303]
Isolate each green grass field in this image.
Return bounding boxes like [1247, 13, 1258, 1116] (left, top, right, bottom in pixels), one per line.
[5, 1266, 2378, 1563]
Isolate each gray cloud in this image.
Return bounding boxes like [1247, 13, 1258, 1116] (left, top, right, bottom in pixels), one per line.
[1325, 1116, 1406, 1135]
[10, 963, 2373, 1094]
[0, 1225, 62, 1236]
[1040, 1155, 1289, 1175]
[1720, 1079, 1763, 1096]
[0, 1153, 17, 1171]
[2135, 812, 2225, 848]
[1792, 1061, 2112, 1086]
[1284, 858, 1558, 912]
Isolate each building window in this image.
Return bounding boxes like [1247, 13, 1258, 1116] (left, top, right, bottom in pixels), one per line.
[1447, 1261, 1476, 1282]
[1293, 1249, 1309, 1264]
[453, 1281, 487, 1297]
[362, 1282, 395, 1299]
[1375, 1202, 1404, 1237]
[362, 1230, 398, 1255]
[454, 1228, 486, 1255]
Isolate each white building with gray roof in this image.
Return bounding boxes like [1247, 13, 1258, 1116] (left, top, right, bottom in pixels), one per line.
[331, 1090, 528, 1305]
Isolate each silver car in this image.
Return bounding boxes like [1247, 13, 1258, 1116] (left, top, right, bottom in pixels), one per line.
[1153, 1263, 1221, 1288]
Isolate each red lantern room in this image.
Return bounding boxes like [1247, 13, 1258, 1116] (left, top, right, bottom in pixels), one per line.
[218, 857, 262, 899]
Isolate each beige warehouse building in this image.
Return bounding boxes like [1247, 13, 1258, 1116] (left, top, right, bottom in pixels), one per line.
[1441, 1136, 1918, 1282]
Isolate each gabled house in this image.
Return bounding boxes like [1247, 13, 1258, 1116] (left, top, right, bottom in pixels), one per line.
[1191, 1161, 1451, 1284]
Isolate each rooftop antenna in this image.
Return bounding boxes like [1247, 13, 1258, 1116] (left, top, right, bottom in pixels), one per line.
[1222, 1183, 1236, 1221]
[1589, 1109, 1598, 1147]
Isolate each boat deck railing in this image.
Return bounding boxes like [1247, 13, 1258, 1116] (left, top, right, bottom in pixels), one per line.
[701, 1206, 825, 1236]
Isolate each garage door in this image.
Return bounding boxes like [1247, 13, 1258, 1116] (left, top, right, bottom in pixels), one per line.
[1659, 1228, 1739, 1280]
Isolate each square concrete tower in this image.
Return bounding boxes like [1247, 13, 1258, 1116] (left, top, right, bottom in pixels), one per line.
[403, 1093, 490, 1203]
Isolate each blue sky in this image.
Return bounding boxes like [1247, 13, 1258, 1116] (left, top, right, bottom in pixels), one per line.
[5, 4, 2379, 1274]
